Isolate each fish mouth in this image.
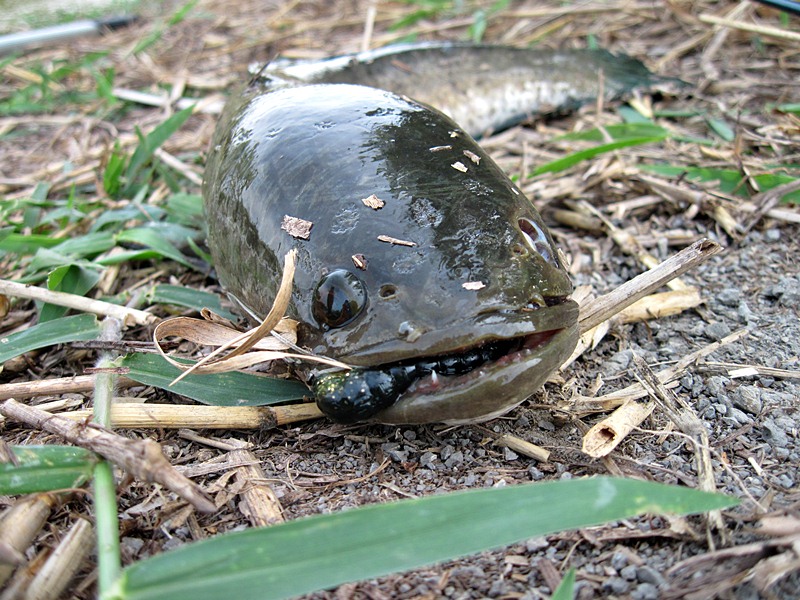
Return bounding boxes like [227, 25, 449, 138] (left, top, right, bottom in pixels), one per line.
[371, 321, 579, 424]
[313, 299, 579, 425]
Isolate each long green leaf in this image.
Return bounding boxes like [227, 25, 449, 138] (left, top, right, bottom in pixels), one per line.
[119, 353, 307, 406]
[146, 284, 238, 321]
[0, 446, 97, 494]
[533, 136, 666, 175]
[108, 478, 736, 600]
[0, 313, 101, 363]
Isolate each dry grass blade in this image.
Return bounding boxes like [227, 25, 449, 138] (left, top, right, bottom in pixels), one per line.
[630, 354, 725, 538]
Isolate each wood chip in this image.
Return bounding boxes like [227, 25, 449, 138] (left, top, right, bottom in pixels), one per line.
[429, 145, 452, 152]
[281, 215, 312, 239]
[377, 234, 416, 247]
[462, 281, 485, 290]
[463, 149, 481, 164]
[352, 254, 368, 270]
[451, 161, 468, 172]
[361, 194, 384, 209]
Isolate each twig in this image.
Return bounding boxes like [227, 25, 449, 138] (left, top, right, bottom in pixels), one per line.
[0, 279, 157, 327]
[578, 239, 723, 334]
[62, 402, 323, 429]
[0, 400, 215, 513]
[231, 448, 285, 527]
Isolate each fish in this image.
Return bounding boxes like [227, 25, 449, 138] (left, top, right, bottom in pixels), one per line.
[204, 43, 666, 424]
[256, 42, 675, 138]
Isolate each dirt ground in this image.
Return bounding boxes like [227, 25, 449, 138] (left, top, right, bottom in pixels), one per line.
[1, 0, 799, 598]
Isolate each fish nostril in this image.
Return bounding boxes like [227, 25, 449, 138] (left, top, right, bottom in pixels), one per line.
[379, 284, 397, 299]
[518, 217, 558, 267]
[511, 243, 528, 257]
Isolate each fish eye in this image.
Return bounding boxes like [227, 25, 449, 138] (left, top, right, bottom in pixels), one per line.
[518, 217, 559, 267]
[312, 269, 367, 329]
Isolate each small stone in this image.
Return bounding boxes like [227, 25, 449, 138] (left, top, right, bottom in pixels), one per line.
[761, 418, 789, 448]
[716, 288, 741, 307]
[602, 577, 630, 595]
[419, 451, 437, 469]
[632, 583, 660, 600]
[444, 451, 464, 469]
[732, 386, 762, 414]
[765, 228, 781, 242]
[705, 321, 732, 341]
[621, 565, 638, 580]
[503, 447, 519, 461]
[636, 565, 666, 586]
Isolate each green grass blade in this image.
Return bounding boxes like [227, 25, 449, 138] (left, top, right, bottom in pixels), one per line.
[0, 233, 62, 254]
[109, 478, 736, 600]
[146, 284, 238, 321]
[0, 313, 101, 363]
[533, 136, 666, 176]
[125, 107, 193, 187]
[119, 353, 307, 406]
[557, 123, 668, 142]
[112, 228, 197, 270]
[40, 264, 101, 322]
[551, 568, 576, 600]
[0, 446, 97, 494]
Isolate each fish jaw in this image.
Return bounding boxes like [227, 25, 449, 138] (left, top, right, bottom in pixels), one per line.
[368, 319, 579, 425]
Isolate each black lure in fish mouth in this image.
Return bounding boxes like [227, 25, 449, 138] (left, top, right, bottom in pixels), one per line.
[310, 297, 579, 425]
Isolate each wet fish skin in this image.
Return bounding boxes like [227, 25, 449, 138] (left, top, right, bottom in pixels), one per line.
[261, 42, 675, 138]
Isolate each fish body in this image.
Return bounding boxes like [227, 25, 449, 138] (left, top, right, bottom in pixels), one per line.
[204, 43, 664, 424]
[258, 42, 670, 138]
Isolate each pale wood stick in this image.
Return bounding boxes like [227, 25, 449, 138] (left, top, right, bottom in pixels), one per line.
[494, 434, 550, 462]
[25, 518, 93, 600]
[62, 402, 323, 429]
[231, 448, 285, 527]
[0, 375, 137, 401]
[578, 239, 722, 334]
[0, 400, 215, 513]
[698, 13, 800, 43]
[582, 397, 656, 458]
[0, 280, 156, 327]
[0, 495, 55, 586]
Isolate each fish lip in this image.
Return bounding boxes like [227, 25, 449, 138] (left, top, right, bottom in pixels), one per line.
[339, 299, 579, 367]
[367, 321, 580, 425]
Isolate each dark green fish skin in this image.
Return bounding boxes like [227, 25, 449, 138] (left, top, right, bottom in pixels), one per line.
[201, 42, 667, 423]
[261, 42, 670, 138]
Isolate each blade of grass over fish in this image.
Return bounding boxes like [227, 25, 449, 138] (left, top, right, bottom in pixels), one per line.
[0, 446, 97, 494]
[641, 165, 800, 203]
[119, 353, 307, 406]
[111, 478, 736, 600]
[533, 136, 667, 176]
[146, 285, 239, 321]
[0, 313, 101, 363]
